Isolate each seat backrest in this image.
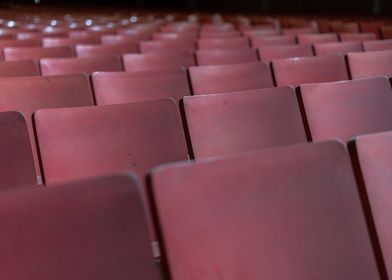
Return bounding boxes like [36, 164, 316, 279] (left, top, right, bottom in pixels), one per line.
[0, 39, 41, 49]
[42, 37, 101, 47]
[123, 52, 195, 71]
[4, 46, 74, 61]
[0, 74, 94, 175]
[139, 40, 196, 53]
[40, 56, 123, 75]
[184, 86, 307, 158]
[0, 59, 40, 77]
[351, 130, 392, 280]
[297, 33, 339, 45]
[363, 39, 392, 51]
[92, 68, 191, 105]
[195, 48, 258, 66]
[75, 43, 138, 57]
[272, 55, 349, 87]
[0, 111, 37, 188]
[101, 34, 151, 44]
[258, 44, 314, 62]
[339, 32, 378, 42]
[251, 35, 296, 47]
[300, 77, 392, 142]
[35, 99, 189, 184]
[0, 172, 160, 280]
[348, 50, 392, 79]
[314, 41, 363, 56]
[189, 62, 274, 95]
[150, 141, 379, 280]
[197, 37, 250, 50]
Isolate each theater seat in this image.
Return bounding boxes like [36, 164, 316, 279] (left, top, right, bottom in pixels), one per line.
[4, 45, 74, 61]
[273, 55, 349, 87]
[35, 99, 189, 184]
[348, 50, 392, 79]
[0, 111, 36, 188]
[189, 62, 274, 95]
[363, 39, 392, 51]
[350, 130, 392, 280]
[139, 40, 196, 53]
[123, 52, 195, 71]
[251, 35, 296, 47]
[258, 44, 314, 62]
[0, 60, 40, 77]
[92, 68, 191, 104]
[75, 43, 138, 57]
[300, 77, 392, 142]
[42, 37, 101, 47]
[195, 48, 258, 65]
[339, 32, 378, 42]
[197, 37, 250, 49]
[184, 86, 307, 158]
[314, 41, 363, 56]
[40, 56, 123, 75]
[0, 74, 94, 176]
[297, 33, 338, 45]
[0, 172, 160, 280]
[150, 141, 379, 280]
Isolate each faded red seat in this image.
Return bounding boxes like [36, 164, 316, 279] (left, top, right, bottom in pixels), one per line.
[42, 37, 101, 47]
[195, 49, 258, 65]
[0, 39, 41, 49]
[314, 41, 363, 56]
[0, 172, 160, 280]
[330, 22, 360, 33]
[40, 56, 123, 75]
[0, 74, 94, 176]
[75, 43, 138, 57]
[251, 35, 296, 47]
[123, 52, 195, 71]
[35, 99, 188, 185]
[348, 50, 392, 79]
[339, 32, 377, 42]
[139, 40, 196, 53]
[381, 26, 392, 39]
[350, 130, 392, 280]
[4, 46, 74, 61]
[258, 44, 314, 62]
[363, 39, 392, 51]
[0, 59, 40, 77]
[197, 37, 250, 50]
[152, 32, 197, 41]
[184, 86, 307, 158]
[0, 111, 36, 188]
[189, 62, 274, 95]
[300, 77, 392, 142]
[273, 54, 348, 87]
[297, 33, 338, 45]
[101, 34, 151, 44]
[150, 141, 379, 280]
[92, 68, 191, 104]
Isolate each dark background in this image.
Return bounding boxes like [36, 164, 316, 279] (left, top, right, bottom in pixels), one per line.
[4, 0, 392, 15]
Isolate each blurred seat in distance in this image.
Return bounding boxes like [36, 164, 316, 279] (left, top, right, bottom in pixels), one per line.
[123, 52, 195, 71]
[0, 111, 37, 188]
[40, 56, 123, 75]
[0, 74, 94, 176]
[4, 46, 74, 61]
[189, 62, 274, 95]
[297, 33, 338, 45]
[92, 68, 191, 105]
[0, 39, 41, 50]
[197, 37, 250, 50]
[251, 35, 296, 47]
[184, 86, 307, 158]
[42, 37, 101, 47]
[35, 99, 189, 185]
[195, 48, 258, 66]
[75, 43, 138, 57]
[0, 60, 40, 77]
[314, 41, 363, 56]
[363, 39, 392, 51]
[150, 141, 379, 280]
[258, 44, 314, 62]
[300, 77, 392, 142]
[348, 50, 392, 79]
[273, 55, 349, 87]
[350, 130, 392, 280]
[139, 40, 196, 53]
[0, 172, 160, 280]
[381, 26, 392, 39]
[339, 32, 377, 42]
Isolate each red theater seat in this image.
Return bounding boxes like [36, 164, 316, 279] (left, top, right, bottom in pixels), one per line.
[101, 34, 151, 44]
[330, 22, 360, 33]
[273, 55, 348, 87]
[314, 41, 363, 55]
[0, 111, 36, 188]
[351, 130, 392, 280]
[92, 68, 190, 104]
[152, 32, 197, 41]
[75, 43, 138, 57]
[195, 49, 258, 65]
[381, 26, 392, 39]
[4, 46, 74, 61]
[363, 39, 392, 51]
[339, 32, 378, 42]
[300, 77, 392, 142]
[40, 56, 123, 75]
[0, 173, 160, 280]
[123, 52, 195, 71]
[251, 35, 297, 47]
[258, 44, 314, 62]
[184, 86, 307, 158]
[0, 39, 41, 49]
[189, 62, 274, 95]
[139, 40, 196, 53]
[197, 37, 250, 49]
[35, 99, 189, 184]
[42, 37, 101, 47]
[297, 33, 339, 45]
[348, 50, 392, 79]
[150, 141, 379, 280]
[0, 74, 94, 175]
[0, 59, 40, 77]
